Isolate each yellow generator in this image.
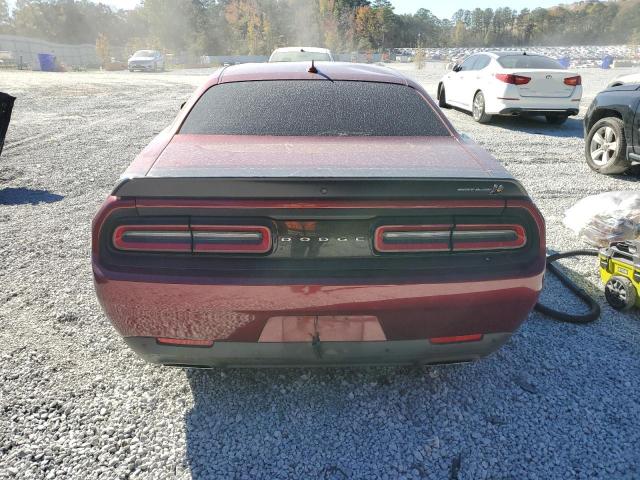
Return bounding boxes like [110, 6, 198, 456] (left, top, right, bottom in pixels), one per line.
[599, 240, 640, 311]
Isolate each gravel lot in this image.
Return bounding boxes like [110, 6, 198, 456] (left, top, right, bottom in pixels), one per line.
[1, 64, 639, 480]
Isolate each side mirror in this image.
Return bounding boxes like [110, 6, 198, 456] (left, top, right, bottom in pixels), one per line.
[452, 64, 462, 72]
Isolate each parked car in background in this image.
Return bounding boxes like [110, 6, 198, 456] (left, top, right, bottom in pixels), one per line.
[438, 51, 582, 124]
[92, 62, 546, 368]
[0, 91, 15, 157]
[608, 72, 640, 88]
[128, 50, 164, 72]
[584, 83, 640, 174]
[269, 47, 333, 63]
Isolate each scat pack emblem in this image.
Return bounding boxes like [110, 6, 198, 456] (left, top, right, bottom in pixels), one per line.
[457, 184, 504, 195]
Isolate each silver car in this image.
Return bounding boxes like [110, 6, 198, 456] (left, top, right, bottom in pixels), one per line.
[128, 50, 164, 72]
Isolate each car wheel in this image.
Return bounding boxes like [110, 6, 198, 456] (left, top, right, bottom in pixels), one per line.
[546, 114, 567, 125]
[585, 117, 630, 174]
[472, 91, 492, 124]
[605, 276, 637, 311]
[438, 85, 449, 109]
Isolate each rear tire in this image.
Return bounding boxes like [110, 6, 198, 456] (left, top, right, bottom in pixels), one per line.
[546, 114, 567, 125]
[472, 91, 492, 124]
[585, 117, 630, 175]
[605, 276, 637, 311]
[438, 85, 450, 109]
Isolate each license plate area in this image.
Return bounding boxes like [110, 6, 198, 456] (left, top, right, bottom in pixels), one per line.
[258, 315, 386, 342]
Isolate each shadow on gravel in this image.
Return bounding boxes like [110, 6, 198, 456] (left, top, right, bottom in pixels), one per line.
[0, 187, 63, 205]
[610, 164, 640, 182]
[183, 365, 447, 479]
[486, 116, 584, 138]
[450, 106, 583, 138]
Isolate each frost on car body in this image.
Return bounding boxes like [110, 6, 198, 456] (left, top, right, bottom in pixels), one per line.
[92, 62, 546, 367]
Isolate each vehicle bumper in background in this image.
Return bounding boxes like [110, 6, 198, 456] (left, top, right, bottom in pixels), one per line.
[123, 332, 513, 367]
[128, 64, 153, 71]
[497, 107, 580, 117]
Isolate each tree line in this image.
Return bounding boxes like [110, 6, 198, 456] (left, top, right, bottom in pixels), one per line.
[0, 0, 639, 57]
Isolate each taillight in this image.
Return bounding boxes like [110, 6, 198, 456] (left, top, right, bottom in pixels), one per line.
[374, 224, 526, 253]
[495, 73, 531, 85]
[374, 225, 451, 252]
[563, 75, 581, 86]
[192, 225, 271, 253]
[451, 224, 526, 251]
[113, 224, 272, 254]
[113, 225, 191, 252]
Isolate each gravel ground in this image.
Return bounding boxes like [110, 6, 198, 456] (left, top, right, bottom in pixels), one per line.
[0, 65, 639, 480]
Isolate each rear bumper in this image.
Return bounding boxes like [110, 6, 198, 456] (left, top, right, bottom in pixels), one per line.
[94, 263, 543, 365]
[497, 107, 579, 117]
[124, 332, 513, 367]
[128, 64, 153, 71]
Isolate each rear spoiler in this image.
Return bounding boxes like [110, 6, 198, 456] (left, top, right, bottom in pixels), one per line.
[112, 177, 529, 199]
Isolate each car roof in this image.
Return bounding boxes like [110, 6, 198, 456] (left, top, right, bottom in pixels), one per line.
[211, 62, 409, 86]
[271, 47, 331, 54]
[485, 51, 548, 58]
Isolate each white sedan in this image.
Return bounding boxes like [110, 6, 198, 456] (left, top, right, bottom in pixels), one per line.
[268, 47, 334, 63]
[437, 51, 582, 124]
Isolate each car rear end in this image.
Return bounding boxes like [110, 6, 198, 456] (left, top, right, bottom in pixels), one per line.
[92, 66, 546, 367]
[487, 55, 582, 116]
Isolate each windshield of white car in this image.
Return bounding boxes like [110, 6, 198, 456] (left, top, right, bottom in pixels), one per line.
[497, 55, 563, 69]
[270, 52, 332, 62]
[132, 50, 156, 58]
[180, 80, 450, 137]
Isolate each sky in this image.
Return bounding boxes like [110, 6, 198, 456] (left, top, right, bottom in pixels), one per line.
[7, 0, 567, 21]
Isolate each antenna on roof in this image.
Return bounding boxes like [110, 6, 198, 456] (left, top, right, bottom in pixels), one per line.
[308, 59, 318, 74]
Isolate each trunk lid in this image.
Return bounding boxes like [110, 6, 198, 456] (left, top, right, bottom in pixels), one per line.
[502, 69, 578, 98]
[114, 134, 526, 199]
[147, 135, 502, 179]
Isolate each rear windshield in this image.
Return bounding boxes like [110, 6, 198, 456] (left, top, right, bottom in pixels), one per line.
[270, 52, 332, 62]
[180, 80, 450, 137]
[497, 55, 562, 69]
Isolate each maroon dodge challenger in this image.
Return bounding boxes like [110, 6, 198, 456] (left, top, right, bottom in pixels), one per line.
[92, 62, 546, 367]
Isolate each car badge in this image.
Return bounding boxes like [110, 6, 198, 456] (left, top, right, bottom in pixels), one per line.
[546, 75, 553, 79]
[489, 184, 504, 194]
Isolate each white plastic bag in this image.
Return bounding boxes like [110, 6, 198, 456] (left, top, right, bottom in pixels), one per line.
[563, 191, 640, 247]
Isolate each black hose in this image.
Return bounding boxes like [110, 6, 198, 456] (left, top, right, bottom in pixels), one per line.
[534, 249, 601, 323]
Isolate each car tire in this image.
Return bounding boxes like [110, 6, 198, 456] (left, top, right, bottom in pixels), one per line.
[605, 276, 637, 311]
[546, 114, 567, 125]
[438, 85, 450, 109]
[472, 91, 492, 124]
[585, 117, 630, 174]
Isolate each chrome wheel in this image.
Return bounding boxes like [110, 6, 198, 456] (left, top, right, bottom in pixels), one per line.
[590, 126, 618, 166]
[473, 95, 484, 120]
